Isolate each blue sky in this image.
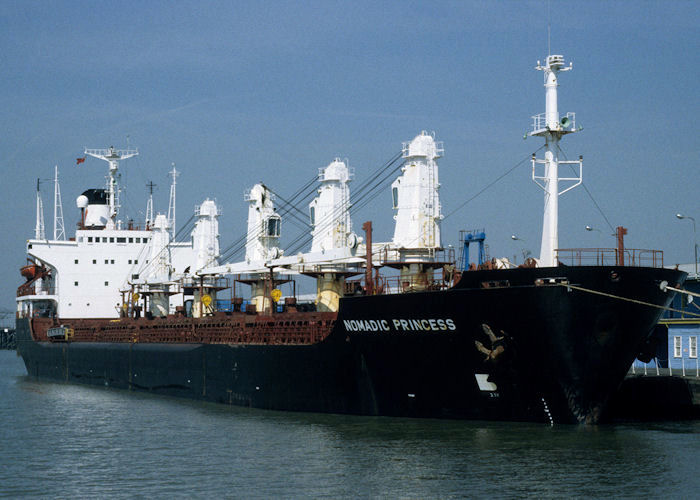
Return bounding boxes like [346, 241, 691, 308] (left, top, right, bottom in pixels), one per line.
[1, 0, 698, 311]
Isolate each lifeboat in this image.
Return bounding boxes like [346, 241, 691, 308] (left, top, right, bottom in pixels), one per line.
[20, 264, 40, 280]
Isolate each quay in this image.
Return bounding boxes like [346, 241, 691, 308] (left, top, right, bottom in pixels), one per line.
[610, 269, 699, 421]
[0, 327, 15, 350]
[608, 368, 700, 421]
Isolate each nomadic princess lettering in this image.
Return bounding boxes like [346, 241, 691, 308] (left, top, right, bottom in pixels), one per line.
[343, 318, 457, 332]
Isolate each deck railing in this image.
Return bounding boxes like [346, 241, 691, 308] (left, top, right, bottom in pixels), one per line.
[345, 271, 453, 296]
[631, 357, 700, 378]
[16, 284, 56, 297]
[556, 248, 664, 268]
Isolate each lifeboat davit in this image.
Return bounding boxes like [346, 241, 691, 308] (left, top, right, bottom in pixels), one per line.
[20, 264, 40, 280]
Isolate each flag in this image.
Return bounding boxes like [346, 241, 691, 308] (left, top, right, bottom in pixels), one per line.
[76, 157, 86, 165]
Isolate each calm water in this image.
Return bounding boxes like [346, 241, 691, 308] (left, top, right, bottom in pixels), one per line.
[1, 350, 698, 499]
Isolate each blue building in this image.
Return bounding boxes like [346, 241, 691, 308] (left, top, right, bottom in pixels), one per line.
[633, 265, 699, 376]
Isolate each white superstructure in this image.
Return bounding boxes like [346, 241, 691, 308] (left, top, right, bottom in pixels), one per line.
[20, 131, 448, 320]
[17, 147, 200, 319]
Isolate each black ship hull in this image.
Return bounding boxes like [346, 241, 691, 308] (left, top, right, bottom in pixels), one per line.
[16, 266, 685, 424]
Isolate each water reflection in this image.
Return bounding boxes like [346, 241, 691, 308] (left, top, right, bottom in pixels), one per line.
[2, 351, 698, 498]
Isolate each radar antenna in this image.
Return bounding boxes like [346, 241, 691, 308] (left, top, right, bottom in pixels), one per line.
[83, 146, 138, 229]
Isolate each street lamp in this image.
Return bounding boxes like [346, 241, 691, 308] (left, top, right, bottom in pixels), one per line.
[676, 213, 698, 277]
[585, 225, 601, 233]
[510, 235, 531, 264]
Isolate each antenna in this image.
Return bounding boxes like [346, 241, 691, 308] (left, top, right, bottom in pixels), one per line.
[167, 163, 179, 238]
[53, 165, 65, 240]
[145, 180, 156, 228]
[35, 178, 45, 240]
[547, 0, 551, 56]
[84, 146, 138, 229]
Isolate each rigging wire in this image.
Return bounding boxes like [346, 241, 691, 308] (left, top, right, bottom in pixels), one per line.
[443, 145, 546, 222]
[217, 173, 320, 263]
[219, 150, 403, 262]
[556, 144, 616, 233]
[349, 154, 404, 215]
[285, 151, 404, 255]
[267, 188, 315, 228]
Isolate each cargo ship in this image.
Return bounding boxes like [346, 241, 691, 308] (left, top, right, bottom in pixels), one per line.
[15, 52, 687, 424]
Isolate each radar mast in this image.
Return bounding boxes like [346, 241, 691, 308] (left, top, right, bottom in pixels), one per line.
[84, 146, 138, 229]
[529, 54, 582, 267]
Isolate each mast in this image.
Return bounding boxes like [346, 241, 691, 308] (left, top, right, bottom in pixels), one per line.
[529, 54, 582, 267]
[35, 178, 45, 240]
[53, 165, 65, 241]
[167, 163, 179, 239]
[145, 180, 156, 228]
[84, 146, 139, 229]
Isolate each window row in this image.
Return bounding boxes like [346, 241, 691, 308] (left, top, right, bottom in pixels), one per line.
[73, 259, 141, 265]
[673, 335, 698, 358]
[74, 281, 110, 287]
[79, 236, 150, 244]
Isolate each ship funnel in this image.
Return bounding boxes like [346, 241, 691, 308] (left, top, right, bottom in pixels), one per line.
[79, 189, 110, 228]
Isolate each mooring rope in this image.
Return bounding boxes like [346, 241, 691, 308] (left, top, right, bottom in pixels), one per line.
[557, 283, 700, 318]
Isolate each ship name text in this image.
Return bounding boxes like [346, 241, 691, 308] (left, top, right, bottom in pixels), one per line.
[342, 318, 456, 333]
